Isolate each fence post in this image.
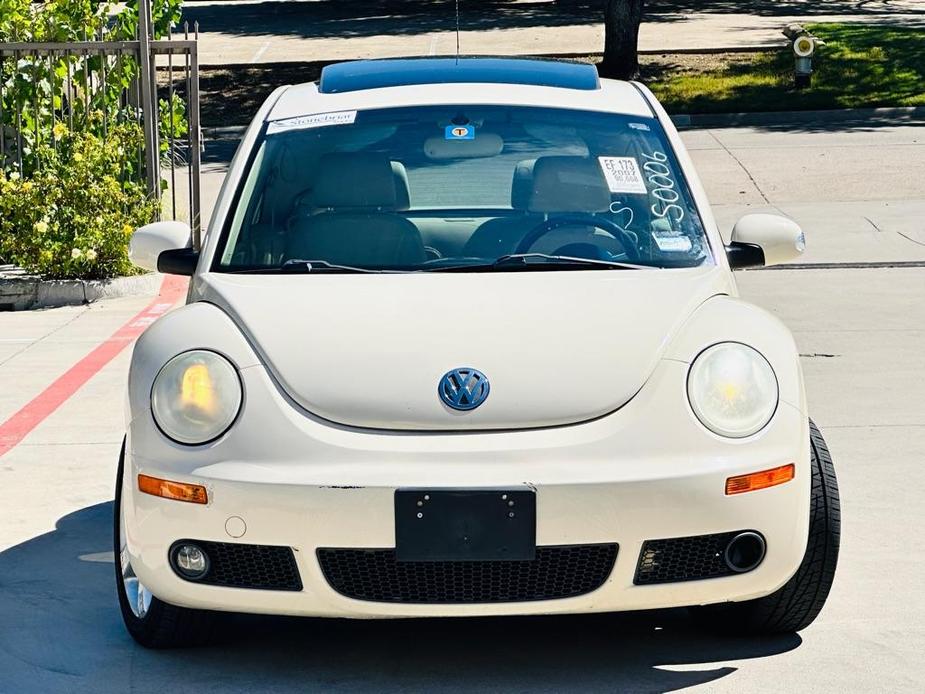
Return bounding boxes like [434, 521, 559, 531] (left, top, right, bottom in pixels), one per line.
[189, 28, 202, 249]
[138, 0, 161, 202]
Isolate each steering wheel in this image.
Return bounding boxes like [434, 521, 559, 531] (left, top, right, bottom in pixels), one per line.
[515, 214, 639, 260]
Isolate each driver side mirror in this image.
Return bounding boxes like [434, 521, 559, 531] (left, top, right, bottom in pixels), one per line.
[726, 214, 805, 269]
[129, 221, 199, 276]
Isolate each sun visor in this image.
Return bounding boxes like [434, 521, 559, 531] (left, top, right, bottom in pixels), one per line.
[523, 124, 586, 150]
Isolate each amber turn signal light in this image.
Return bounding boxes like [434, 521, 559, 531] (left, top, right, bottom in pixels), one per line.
[138, 474, 208, 504]
[725, 464, 795, 495]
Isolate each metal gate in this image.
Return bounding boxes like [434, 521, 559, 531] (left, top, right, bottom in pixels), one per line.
[0, 1, 202, 246]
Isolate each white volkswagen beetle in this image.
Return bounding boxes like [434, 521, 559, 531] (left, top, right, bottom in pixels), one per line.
[120, 58, 839, 648]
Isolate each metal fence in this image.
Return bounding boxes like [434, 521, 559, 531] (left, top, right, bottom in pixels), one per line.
[0, 6, 202, 246]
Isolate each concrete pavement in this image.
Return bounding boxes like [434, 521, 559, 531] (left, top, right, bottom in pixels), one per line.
[180, 0, 925, 65]
[683, 120, 925, 263]
[1, 118, 924, 691]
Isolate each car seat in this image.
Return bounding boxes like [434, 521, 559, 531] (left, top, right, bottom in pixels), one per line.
[286, 153, 426, 267]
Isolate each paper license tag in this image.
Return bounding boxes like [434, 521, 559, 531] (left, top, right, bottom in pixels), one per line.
[598, 156, 648, 194]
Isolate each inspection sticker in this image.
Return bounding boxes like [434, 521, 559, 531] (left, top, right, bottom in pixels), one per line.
[445, 124, 475, 140]
[267, 110, 357, 134]
[628, 122, 651, 131]
[652, 231, 693, 252]
[598, 156, 648, 194]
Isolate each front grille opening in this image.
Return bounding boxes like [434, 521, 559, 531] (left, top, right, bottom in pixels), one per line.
[169, 540, 302, 591]
[317, 544, 618, 604]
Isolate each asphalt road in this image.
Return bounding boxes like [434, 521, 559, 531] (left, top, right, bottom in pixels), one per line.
[1, 118, 924, 692]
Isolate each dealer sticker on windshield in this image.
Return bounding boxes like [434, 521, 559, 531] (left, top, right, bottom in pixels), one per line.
[267, 110, 357, 134]
[598, 156, 648, 194]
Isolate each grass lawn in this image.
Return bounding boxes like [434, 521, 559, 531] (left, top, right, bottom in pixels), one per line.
[644, 23, 925, 114]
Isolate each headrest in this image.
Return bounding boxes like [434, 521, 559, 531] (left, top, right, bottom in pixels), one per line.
[276, 146, 303, 182]
[391, 161, 411, 211]
[527, 156, 612, 213]
[291, 159, 410, 217]
[511, 159, 536, 210]
[310, 153, 399, 209]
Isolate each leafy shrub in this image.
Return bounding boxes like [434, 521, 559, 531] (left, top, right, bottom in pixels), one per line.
[0, 0, 186, 279]
[0, 1, 183, 42]
[1, 1, 185, 173]
[0, 123, 158, 279]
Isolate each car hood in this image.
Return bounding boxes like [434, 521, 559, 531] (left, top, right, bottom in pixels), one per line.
[197, 267, 728, 430]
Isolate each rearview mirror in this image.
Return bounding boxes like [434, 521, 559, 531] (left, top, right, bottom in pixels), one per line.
[424, 133, 503, 160]
[726, 214, 805, 269]
[129, 221, 197, 275]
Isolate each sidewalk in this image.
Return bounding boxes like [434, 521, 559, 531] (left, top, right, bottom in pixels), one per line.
[0, 289, 183, 548]
[181, 0, 925, 66]
[683, 123, 925, 263]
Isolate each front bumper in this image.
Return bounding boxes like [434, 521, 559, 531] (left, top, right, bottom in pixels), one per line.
[123, 359, 811, 618]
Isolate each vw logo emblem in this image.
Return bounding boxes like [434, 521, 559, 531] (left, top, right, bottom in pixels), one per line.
[438, 368, 490, 411]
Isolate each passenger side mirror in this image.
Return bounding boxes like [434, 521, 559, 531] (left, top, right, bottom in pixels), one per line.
[726, 214, 805, 269]
[129, 221, 198, 275]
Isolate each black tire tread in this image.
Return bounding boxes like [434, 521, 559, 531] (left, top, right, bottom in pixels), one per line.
[693, 419, 840, 633]
[114, 442, 221, 648]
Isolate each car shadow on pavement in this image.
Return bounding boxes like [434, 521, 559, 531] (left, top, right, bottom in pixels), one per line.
[0, 502, 800, 693]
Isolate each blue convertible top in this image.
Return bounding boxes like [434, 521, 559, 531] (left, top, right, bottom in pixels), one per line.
[318, 57, 602, 94]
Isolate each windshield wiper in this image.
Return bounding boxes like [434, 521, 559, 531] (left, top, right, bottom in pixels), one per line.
[495, 253, 651, 270]
[281, 259, 381, 273]
[226, 259, 380, 274]
[429, 253, 652, 272]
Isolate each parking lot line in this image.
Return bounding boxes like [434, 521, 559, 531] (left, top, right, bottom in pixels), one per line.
[0, 276, 188, 459]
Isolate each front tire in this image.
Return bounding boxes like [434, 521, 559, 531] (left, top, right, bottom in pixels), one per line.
[693, 420, 840, 634]
[114, 442, 220, 648]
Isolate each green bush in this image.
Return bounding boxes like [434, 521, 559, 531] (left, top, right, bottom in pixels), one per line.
[0, 123, 158, 279]
[0, 1, 183, 42]
[0, 0, 186, 279]
[1, 0, 186, 171]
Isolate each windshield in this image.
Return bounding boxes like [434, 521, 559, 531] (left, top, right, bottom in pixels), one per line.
[215, 105, 712, 273]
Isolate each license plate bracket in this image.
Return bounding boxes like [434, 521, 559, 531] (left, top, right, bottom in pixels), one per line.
[395, 489, 536, 562]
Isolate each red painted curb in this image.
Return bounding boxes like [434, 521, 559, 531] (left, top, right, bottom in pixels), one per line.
[0, 275, 188, 458]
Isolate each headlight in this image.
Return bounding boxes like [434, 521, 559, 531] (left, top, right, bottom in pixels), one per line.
[687, 343, 778, 438]
[151, 350, 242, 445]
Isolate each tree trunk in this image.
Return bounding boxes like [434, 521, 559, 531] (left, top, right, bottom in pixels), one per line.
[599, 0, 645, 80]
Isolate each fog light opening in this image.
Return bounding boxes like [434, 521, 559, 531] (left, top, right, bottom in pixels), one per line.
[171, 542, 210, 580]
[724, 531, 766, 573]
